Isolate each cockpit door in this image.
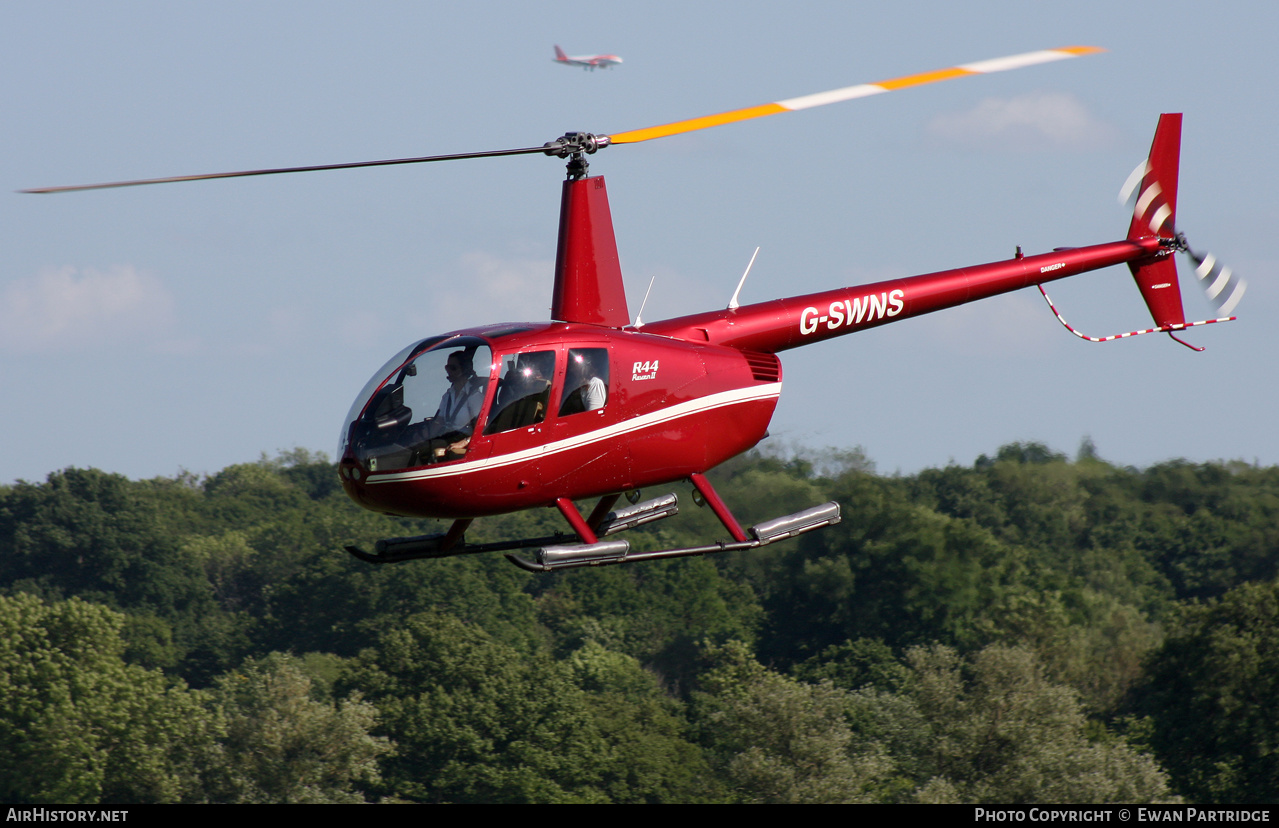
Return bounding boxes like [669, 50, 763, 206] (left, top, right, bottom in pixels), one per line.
[547, 345, 633, 493]
[469, 349, 560, 494]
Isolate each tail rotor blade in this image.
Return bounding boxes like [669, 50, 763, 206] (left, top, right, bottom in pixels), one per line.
[1119, 160, 1150, 205]
[1189, 249, 1246, 316]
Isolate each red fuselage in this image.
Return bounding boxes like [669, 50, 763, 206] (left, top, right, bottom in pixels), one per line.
[339, 323, 781, 518]
[339, 171, 1173, 522]
[337, 236, 1162, 519]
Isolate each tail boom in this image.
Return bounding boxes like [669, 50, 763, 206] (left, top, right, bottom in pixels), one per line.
[645, 237, 1163, 353]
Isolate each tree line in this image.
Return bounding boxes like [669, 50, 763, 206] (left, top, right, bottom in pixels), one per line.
[1, 443, 1276, 803]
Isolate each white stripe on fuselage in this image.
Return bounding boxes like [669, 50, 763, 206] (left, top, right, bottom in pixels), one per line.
[367, 382, 782, 484]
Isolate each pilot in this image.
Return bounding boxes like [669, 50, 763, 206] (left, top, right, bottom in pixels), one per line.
[435, 351, 486, 435]
[403, 350, 486, 462]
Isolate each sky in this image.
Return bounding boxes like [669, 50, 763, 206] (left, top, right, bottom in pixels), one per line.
[3, 1, 1276, 486]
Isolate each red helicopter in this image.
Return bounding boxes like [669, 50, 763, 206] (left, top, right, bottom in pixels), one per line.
[25, 47, 1242, 572]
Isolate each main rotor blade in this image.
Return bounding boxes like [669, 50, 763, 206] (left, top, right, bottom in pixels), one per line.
[607, 46, 1103, 145]
[23, 46, 1100, 194]
[20, 144, 554, 194]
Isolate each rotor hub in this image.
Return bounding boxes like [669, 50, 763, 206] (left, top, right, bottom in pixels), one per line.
[1163, 231, 1191, 254]
[543, 133, 610, 179]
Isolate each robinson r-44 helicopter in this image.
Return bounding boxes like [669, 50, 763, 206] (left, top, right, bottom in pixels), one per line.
[26, 47, 1242, 572]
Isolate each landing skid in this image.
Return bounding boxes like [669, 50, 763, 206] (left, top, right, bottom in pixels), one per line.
[344, 493, 678, 565]
[345, 531, 577, 565]
[345, 479, 841, 572]
[505, 501, 841, 572]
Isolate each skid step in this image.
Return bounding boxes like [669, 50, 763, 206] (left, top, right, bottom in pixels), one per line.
[597, 493, 679, 536]
[751, 501, 841, 542]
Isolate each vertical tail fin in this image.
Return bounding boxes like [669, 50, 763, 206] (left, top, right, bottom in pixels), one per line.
[1125, 114, 1181, 240]
[1120, 114, 1245, 326]
[1125, 114, 1186, 328]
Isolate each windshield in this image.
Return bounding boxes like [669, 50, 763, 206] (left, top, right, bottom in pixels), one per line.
[339, 337, 492, 471]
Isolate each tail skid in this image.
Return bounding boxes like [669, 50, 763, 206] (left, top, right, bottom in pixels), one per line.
[1036, 284, 1234, 352]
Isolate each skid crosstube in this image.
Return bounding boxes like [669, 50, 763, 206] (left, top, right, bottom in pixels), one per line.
[506, 501, 842, 573]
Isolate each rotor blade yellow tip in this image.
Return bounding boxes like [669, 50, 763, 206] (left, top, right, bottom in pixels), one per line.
[607, 46, 1104, 146]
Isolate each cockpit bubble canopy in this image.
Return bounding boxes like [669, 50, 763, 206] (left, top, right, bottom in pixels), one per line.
[339, 336, 492, 471]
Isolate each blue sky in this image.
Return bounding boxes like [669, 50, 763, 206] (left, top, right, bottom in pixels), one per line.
[3, 1, 1275, 484]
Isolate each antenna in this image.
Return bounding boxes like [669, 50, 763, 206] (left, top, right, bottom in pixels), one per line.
[633, 275, 656, 328]
[728, 247, 760, 310]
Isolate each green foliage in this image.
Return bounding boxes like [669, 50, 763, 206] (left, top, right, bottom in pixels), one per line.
[1, 442, 1275, 803]
[977, 441, 1068, 468]
[791, 637, 910, 692]
[267, 550, 544, 659]
[567, 640, 726, 803]
[988, 587, 1163, 714]
[343, 612, 725, 803]
[210, 652, 390, 803]
[1136, 461, 1279, 599]
[1134, 579, 1279, 804]
[0, 468, 248, 683]
[0, 593, 219, 803]
[340, 610, 612, 803]
[717, 639, 1173, 804]
[740, 464, 1042, 662]
[693, 641, 894, 803]
[1, 468, 195, 608]
[851, 645, 1173, 803]
[537, 557, 762, 691]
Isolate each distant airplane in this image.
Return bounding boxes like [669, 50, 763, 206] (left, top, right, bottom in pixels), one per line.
[553, 44, 622, 71]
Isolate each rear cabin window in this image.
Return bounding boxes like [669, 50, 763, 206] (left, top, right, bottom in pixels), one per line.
[559, 348, 609, 417]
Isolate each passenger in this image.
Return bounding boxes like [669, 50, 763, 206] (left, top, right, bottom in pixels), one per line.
[561, 351, 607, 415]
